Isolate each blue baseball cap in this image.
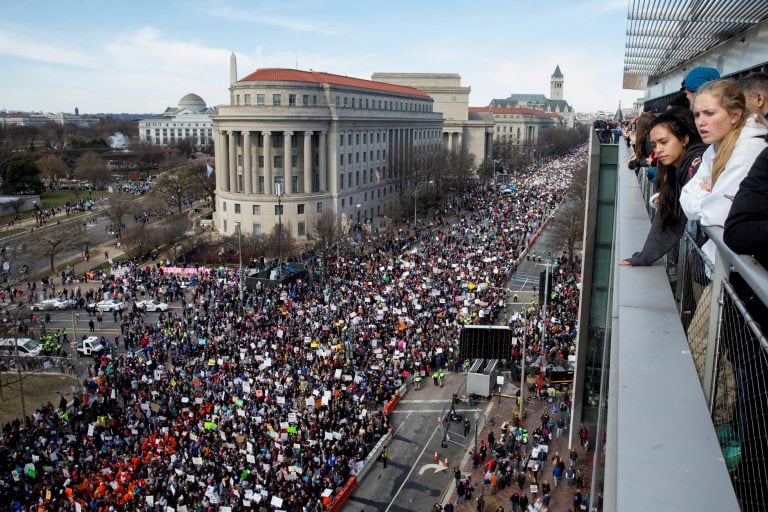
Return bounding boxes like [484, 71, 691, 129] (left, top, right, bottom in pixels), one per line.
[682, 67, 721, 93]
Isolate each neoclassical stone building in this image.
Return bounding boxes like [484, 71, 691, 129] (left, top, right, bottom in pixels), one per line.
[138, 93, 214, 147]
[213, 55, 443, 238]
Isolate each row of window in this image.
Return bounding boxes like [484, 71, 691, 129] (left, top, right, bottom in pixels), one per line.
[340, 185, 393, 208]
[233, 91, 432, 113]
[338, 149, 385, 166]
[223, 201, 323, 215]
[339, 131, 387, 146]
[338, 166, 388, 190]
[140, 122, 211, 128]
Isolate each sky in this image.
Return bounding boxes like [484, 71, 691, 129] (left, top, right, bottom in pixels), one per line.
[0, 0, 642, 115]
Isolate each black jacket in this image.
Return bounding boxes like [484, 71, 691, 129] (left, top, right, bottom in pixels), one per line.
[628, 143, 708, 266]
[724, 146, 768, 267]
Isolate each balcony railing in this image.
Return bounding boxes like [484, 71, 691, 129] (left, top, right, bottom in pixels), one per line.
[632, 160, 768, 511]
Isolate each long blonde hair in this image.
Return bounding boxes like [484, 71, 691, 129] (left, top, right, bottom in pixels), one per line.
[695, 79, 747, 184]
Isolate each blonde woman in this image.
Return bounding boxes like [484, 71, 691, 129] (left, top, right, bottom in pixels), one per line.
[680, 79, 768, 265]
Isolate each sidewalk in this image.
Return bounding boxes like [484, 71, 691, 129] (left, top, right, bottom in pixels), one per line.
[449, 383, 596, 512]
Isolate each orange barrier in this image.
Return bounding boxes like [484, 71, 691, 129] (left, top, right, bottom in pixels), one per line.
[326, 476, 358, 512]
[383, 392, 401, 416]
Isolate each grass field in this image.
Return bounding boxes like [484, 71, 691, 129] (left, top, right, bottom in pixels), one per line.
[0, 190, 106, 225]
[0, 372, 79, 425]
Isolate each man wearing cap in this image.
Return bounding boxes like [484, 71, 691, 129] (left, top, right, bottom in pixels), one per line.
[681, 66, 721, 103]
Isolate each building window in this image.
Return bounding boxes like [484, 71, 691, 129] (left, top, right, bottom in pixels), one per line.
[258, 177, 264, 194]
[297, 221, 306, 237]
[234, 203, 241, 214]
[272, 133, 283, 147]
[339, 174, 344, 189]
[291, 155, 298, 168]
[297, 204, 305, 215]
[356, 171, 360, 186]
[253, 223, 262, 235]
[272, 94, 281, 106]
[362, 152, 366, 163]
[257, 94, 265, 105]
[355, 153, 360, 164]
[291, 175, 298, 192]
[348, 134, 352, 145]
[222, 201, 227, 212]
[274, 155, 283, 168]
[363, 169, 367, 183]
[340, 134, 344, 146]
[363, 133, 367, 144]
[340, 154, 344, 166]
[343, 97, 348, 107]
[258, 156, 264, 167]
[303, 94, 309, 106]
[244, 94, 251, 105]
[356, 134, 360, 145]
[352, 98, 356, 108]
[252, 205, 261, 215]
[316, 202, 323, 213]
[275, 205, 284, 215]
[288, 94, 296, 106]
[313, 95, 317, 105]
[236, 95, 240, 105]
[336, 96, 340, 106]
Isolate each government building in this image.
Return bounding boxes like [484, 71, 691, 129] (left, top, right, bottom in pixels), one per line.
[213, 54, 442, 238]
[138, 93, 214, 148]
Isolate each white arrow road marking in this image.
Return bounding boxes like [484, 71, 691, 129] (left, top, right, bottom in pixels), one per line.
[418, 463, 448, 475]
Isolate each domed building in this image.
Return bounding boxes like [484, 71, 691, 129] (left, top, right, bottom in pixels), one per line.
[138, 93, 214, 148]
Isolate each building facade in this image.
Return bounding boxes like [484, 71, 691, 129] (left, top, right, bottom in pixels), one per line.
[371, 73, 493, 167]
[213, 56, 443, 238]
[489, 65, 576, 129]
[138, 93, 214, 148]
[470, 106, 559, 146]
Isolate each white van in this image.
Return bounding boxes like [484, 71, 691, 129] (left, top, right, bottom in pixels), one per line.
[0, 338, 43, 357]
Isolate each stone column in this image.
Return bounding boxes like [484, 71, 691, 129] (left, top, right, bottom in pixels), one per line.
[218, 130, 229, 192]
[456, 130, 463, 149]
[319, 131, 327, 192]
[303, 131, 313, 193]
[263, 131, 272, 195]
[284, 131, 293, 194]
[328, 122, 338, 196]
[243, 130, 252, 194]
[228, 130, 237, 192]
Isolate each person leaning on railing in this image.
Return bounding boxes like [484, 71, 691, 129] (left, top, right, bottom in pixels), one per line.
[724, 145, 768, 268]
[619, 107, 707, 266]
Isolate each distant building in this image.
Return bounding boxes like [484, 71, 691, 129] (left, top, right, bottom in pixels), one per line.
[468, 106, 559, 148]
[489, 65, 576, 129]
[370, 73, 493, 167]
[138, 94, 214, 147]
[213, 55, 443, 238]
[0, 109, 99, 128]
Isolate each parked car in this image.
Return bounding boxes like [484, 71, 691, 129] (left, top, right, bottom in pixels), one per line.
[31, 299, 73, 311]
[0, 338, 42, 357]
[135, 299, 170, 312]
[500, 186, 517, 195]
[90, 299, 125, 312]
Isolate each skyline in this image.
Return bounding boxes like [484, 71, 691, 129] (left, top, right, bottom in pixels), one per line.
[0, 0, 641, 115]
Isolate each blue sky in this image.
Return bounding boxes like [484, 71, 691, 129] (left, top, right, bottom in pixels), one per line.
[0, 0, 641, 114]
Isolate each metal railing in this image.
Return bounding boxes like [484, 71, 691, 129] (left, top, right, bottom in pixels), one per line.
[634, 169, 768, 511]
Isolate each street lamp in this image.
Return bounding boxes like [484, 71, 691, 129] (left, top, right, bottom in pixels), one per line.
[235, 222, 244, 301]
[413, 179, 434, 226]
[276, 183, 284, 279]
[474, 410, 480, 454]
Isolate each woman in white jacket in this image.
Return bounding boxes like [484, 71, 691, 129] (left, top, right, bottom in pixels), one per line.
[680, 79, 768, 265]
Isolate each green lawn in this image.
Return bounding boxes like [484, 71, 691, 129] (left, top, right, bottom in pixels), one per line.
[0, 190, 105, 225]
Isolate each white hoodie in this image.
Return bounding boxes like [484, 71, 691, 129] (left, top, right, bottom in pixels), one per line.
[680, 115, 768, 264]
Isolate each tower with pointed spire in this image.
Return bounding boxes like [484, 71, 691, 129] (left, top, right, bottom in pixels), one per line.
[550, 65, 564, 101]
[230, 52, 238, 86]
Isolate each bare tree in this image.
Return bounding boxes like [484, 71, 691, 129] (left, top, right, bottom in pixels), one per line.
[312, 210, 338, 250]
[551, 162, 588, 263]
[187, 164, 216, 209]
[23, 224, 86, 272]
[75, 152, 110, 190]
[37, 154, 70, 185]
[121, 223, 160, 259]
[152, 168, 195, 214]
[104, 192, 137, 239]
[156, 214, 191, 259]
[265, 222, 297, 260]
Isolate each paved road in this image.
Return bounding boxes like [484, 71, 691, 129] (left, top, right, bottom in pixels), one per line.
[342, 217, 568, 512]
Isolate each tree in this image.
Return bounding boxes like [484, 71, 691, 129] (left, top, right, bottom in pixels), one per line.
[75, 152, 110, 190]
[37, 154, 70, 185]
[551, 162, 588, 263]
[104, 192, 137, 239]
[265, 222, 297, 260]
[152, 168, 196, 214]
[156, 214, 191, 259]
[0, 155, 45, 194]
[23, 224, 85, 272]
[312, 210, 338, 250]
[121, 223, 160, 259]
[187, 163, 216, 209]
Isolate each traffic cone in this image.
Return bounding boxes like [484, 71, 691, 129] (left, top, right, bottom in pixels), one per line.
[443, 457, 449, 467]
[434, 451, 439, 462]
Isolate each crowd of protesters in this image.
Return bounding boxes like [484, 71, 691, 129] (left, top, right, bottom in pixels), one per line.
[0, 145, 586, 511]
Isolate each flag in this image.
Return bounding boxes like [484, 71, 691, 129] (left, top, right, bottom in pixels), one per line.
[206, 164, 214, 177]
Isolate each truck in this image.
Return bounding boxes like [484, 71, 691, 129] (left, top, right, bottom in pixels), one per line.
[76, 336, 105, 357]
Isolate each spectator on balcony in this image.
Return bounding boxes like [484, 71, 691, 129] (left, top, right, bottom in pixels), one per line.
[680, 79, 768, 267]
[620, 108, 706, 266]
[739, 71, 768, 121]
[681, 66, 721, 104]
[724, 146, 768, 267]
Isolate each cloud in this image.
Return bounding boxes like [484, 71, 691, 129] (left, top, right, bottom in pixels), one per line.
[0, 29, 94, 68]
[195, 4, 339, 36]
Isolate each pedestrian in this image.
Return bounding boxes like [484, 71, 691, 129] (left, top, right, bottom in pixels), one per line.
[556, 415, 565, 439]
[569, 447, 578, 468]
[453, 466, 461, 487]
[88, 319, 95, 333]
[510, 489, 520, 512]
[519, 494, 529, 511]
[578, 424, 589, 448]
[443, 501, 454, 512]
[456, 479, 466, 504]
[565, 466, 575, 487]
[380, 446, 388, 468]
[464, 418, 471, 437]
